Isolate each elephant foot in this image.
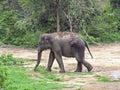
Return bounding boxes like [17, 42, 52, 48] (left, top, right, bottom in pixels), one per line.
[74, 69, 82, 72]
[87, 66, 93, 72]
[46, 68, 51, 72]
[34, 67, 38, 71]
[59, 70, 65, 73]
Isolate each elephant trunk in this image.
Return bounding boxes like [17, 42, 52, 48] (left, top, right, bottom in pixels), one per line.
[34, 50, 42, 70]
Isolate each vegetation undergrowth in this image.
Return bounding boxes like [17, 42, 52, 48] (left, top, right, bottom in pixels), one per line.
[95, 75, 120, 82]
[0, 54, 66, 90]
[35, 66, 62, 81]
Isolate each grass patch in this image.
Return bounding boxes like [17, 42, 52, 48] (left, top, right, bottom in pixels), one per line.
[0, 66, 7, 88]
[95, 75, 120, 82]
[0, 54, 66, 90]
[35, 66, 62, 81]
[3, 66, 65, 90]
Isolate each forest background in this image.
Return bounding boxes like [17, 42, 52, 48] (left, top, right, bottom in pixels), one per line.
[0, 0, 120, 48]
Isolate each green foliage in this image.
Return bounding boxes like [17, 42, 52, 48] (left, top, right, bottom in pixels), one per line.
[6, 31, 42, 48]
[0, 41, 4, 46]
[0, 10, 17, 40]
[0, 54, 24, 65]
[85, 0, 120, 43]
[100, 33, 120, 43]
[35, 66, 62, 81]
[0, 0, 120, 47]
[0, 66, 7, 88]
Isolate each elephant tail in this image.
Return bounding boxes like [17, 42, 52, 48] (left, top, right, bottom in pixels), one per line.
[84, 41, 93, 59]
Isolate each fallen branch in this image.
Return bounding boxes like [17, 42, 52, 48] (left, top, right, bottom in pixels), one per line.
[83, 29, 99, 46]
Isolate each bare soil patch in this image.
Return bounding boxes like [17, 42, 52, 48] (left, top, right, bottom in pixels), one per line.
[0, 43, 120, 90]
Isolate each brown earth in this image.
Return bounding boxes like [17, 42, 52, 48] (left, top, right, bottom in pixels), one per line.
[0, 43, 120, 90]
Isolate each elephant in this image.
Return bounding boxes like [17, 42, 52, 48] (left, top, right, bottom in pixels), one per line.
[34, 32, 93, 73]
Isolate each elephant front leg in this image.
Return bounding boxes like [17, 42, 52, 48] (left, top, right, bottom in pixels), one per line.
[46, 51, 55, 71]
[54, 52, 65, 73]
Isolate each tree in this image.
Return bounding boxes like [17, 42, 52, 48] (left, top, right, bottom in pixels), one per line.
[56, 0, 60, 32]
[37, 0, 97, 32]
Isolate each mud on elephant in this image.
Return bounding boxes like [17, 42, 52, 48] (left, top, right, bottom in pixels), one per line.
[34, 32, 93, 73]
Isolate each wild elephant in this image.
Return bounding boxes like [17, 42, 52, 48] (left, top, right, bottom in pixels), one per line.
[34, 32, 93, 73]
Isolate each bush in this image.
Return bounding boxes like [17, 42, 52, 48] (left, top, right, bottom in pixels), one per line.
[12, 31, 42, 48]
[0, 54, 24, 65]
[85, 0, 120, 43]
[100, 32, 120, 43]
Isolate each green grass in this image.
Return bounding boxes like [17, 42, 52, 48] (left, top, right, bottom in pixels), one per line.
[95, 75, 120, 82]
[3, 66, 65, 90]
[0, 54, 66, 90]
[35, 66, 62, 81]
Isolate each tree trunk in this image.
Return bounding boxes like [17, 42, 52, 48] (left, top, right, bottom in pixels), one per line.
[56, 0, 60, 32]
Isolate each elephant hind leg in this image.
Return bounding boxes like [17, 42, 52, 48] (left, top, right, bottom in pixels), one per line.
[75, 52, 83, 72]
[82, 61, 93, 72]
[76, 49, 93, 72]
[75, 61, 82, 72]
[77, 57, 93, 72]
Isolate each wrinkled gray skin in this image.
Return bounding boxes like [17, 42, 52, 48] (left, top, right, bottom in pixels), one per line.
[34, 32, 93, 73]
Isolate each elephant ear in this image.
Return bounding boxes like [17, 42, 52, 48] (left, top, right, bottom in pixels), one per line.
[39, 35, 45, 45]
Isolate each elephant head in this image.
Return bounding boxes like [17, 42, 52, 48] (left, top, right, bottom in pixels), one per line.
[38, 34, 53, 50]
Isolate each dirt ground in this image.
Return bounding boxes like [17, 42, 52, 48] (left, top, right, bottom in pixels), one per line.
[0, 43, 120, 90]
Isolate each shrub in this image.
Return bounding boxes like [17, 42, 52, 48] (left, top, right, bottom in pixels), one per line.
[0, 54, 24, 65]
